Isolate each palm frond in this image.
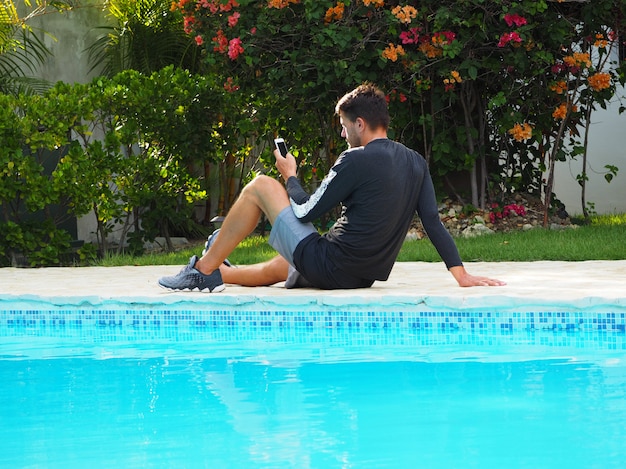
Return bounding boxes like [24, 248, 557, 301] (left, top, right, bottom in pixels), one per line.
[85, 0, 202, 77]
[0, 22, 51, 95]
[0, 75, 51, 95]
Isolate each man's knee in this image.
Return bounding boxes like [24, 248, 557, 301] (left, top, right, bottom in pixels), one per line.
[249, 174, 281, 190]
[246, 175, 287, 200]
[241, 174, 290, 221]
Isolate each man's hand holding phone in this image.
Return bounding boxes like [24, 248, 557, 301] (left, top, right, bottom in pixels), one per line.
[274, 138, 289, 158]
[274, 137, 297, 180]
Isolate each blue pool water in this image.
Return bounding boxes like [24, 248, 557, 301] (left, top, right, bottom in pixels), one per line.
[1, 307, 626, 468]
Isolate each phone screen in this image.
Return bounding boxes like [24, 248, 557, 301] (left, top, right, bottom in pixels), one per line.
[275, 138, 288, 158]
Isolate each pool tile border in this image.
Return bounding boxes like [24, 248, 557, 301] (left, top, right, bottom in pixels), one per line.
[1, 308, 625, 332]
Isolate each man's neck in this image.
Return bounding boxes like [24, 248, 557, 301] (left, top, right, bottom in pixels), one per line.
[361, 129, 388, 146]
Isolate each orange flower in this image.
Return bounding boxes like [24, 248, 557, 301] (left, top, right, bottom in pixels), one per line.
[324, 2, 345, 23]
[381, 43, 406, 62]
[508, 122, 533, 142]
[443, 71, 462, 91]
[588, 72, 611, 91]
[553, 103, 577, 120]
[391, 5, 417, 24]
[594, 33, 608, 49]
[550, 80, 567, 94]
[267, 0, 299, 8]
[362, 0, 384, 6]
[553, 103, 567, 120]
[418, 42, 442, 58]
[431, 35, 446, 47]
[563, 52, 591, 69]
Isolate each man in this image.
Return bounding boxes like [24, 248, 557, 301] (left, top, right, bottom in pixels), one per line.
[158, 83, 505, 292]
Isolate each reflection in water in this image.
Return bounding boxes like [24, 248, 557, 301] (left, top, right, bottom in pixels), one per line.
[2, 353, 625, 468]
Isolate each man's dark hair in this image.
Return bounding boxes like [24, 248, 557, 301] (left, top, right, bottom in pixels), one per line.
[335, 83, 390, 130]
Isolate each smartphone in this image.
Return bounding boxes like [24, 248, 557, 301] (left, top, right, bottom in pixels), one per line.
[274, 138, 289, 158]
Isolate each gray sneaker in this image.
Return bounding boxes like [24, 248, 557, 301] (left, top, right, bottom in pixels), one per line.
[158, 255, 225, 292]
[202, 228, 233, 267]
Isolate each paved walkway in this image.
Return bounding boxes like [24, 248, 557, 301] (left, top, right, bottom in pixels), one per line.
[1, 261, 625, 313]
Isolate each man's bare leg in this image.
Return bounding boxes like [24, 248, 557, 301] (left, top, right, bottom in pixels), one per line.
[219, 255, 289, 287]
[195, 175, 290, 276]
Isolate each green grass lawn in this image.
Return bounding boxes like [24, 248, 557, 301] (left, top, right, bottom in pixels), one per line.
[398, 222, 626, 262]
[98, 214, 626, 267]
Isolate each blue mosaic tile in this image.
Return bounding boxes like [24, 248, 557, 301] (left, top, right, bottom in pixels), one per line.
[1, 308, 626, 333]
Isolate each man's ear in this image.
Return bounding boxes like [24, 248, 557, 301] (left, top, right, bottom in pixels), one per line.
[355, 117, 366, 131]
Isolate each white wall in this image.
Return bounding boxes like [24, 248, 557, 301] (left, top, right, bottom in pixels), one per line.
[553, 42, 626, 215]
[554, 94, 626, 215]
[30, 1, 109, 84]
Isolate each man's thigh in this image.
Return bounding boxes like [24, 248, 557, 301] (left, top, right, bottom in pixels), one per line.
[268, 206, 318, 266]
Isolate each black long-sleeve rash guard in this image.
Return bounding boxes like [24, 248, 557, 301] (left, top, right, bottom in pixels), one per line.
[285, 138, 463, 288]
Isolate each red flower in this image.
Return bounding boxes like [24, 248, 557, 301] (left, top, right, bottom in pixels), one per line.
[504, 13, 527, 28]
[194, 35, 203, 46]
[212, 29, 228, 53]
[223, 77, 240, 92]
[183, 15, 195, 34]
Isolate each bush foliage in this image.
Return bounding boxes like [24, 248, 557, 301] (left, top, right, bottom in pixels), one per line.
[176, 0, 626, 218]
[0, 67, 225, 266]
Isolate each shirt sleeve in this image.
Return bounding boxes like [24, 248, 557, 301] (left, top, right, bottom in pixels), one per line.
[416, 169, 463, 269]
[285, 152, 355, 223]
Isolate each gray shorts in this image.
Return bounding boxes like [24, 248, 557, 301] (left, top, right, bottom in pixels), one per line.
[268, 206, 318, 267]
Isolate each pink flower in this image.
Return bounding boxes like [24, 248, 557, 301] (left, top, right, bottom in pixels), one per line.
[228, 12, 240, 28]
[497, 31, 522, 47]
[400, 28, 420, 45]
[504, 13, 527, 28]
[194, 35, 203, 46]
[502, 204, 526, 217]
[228, 37, 244, 60]
[199, 0, 219, 14]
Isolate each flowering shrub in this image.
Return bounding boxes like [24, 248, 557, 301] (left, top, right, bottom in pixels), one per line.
[172, 0, 626, 222]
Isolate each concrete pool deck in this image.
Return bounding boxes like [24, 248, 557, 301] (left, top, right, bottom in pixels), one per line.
[1, 260, 625, 314]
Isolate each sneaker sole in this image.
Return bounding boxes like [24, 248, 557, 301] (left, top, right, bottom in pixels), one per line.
[158, 283, 226, 293]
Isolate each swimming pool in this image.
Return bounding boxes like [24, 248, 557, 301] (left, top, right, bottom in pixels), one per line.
[1, 304, 625, 468]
